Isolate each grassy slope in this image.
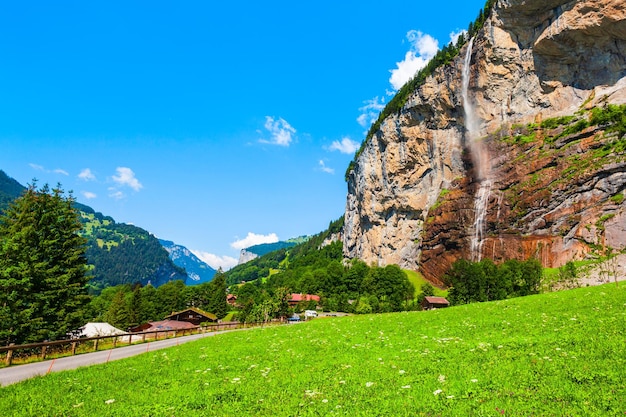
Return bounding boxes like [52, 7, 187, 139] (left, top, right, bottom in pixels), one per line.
[404, 269, 448, 298]
[1, 284, 625, 416]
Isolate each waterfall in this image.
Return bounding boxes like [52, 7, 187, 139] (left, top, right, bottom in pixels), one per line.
[461, 38, 478, 144]
[462, 38, 492, 262]
[470, 179, 492, 261]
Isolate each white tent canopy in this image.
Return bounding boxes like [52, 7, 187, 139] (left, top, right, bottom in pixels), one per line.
[77, 322, 126, 338]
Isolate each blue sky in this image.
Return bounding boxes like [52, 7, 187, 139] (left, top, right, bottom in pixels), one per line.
[0, 0, 486, 270]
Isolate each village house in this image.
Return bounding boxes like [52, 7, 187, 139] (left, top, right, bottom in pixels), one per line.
[164, 307, 218, 325]
[226, 294, 238, 307]
[288, 293, 320, 307]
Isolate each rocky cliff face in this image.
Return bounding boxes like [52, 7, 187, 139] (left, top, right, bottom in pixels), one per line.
[343, 0, 626, 280]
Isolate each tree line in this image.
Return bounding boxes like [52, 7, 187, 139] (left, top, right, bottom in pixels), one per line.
[444, 258, 542, 305]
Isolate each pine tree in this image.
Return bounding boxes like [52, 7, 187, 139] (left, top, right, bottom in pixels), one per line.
[207, 268, 228, 319]
[0, 183, 91, 344]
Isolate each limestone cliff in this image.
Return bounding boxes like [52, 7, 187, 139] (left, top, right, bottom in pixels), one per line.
[343, 0, 626, 280]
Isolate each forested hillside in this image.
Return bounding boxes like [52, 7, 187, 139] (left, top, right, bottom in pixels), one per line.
[0, 170, 187, 292]
[225, 217, 416, 317]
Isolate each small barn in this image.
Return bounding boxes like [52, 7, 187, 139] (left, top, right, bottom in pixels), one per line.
[164, 307, 218, 325]
[421, 296, 450, 311]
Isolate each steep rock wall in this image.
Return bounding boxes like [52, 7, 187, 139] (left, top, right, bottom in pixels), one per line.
[343, 0, 626, 277]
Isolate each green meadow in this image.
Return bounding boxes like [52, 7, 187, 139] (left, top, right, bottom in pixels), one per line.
[1, 284, 625, 416]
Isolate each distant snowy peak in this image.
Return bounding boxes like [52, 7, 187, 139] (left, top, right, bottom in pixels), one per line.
[159, 239, 216, 285]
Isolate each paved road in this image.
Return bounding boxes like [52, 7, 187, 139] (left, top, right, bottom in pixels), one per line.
[0, 331, 225, 387]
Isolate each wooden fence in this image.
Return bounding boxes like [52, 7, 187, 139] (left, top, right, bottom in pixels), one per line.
[0, 320, 283, 366]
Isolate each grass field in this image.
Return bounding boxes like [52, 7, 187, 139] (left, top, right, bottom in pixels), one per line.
[1, 284, 624, 416]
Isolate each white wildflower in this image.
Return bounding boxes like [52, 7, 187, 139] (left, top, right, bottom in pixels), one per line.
[105, 399, 115, 404]
[401, 385, 411, 389]
[366, 382, 374, 387]
[433, 389, 443, 395]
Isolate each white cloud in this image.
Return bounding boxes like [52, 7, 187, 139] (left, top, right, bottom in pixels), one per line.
[191, 250, 239, 271]
[319, 160, 334, 174]
[82, 191, 97, 199]
[449, 29, 466, 45]
[108, 188, 124, 200]
[329, 137, 360, 154]
[78, 168, 96, 181]
[260, 116, 296, 146]
[230, 232, 279, 250]
[112, 167, 143, 191]
[28, 163, 68, 176]
[389, 30, 439, 91]
[357, 97, 386, 128]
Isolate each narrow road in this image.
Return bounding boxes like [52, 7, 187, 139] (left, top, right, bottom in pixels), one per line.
[0, 330, 225, 387]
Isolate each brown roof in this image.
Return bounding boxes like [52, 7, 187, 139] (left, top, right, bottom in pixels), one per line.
[131, 320, 196, 332]
[165, 307, 217, 321]
[423, 296, 450, 305]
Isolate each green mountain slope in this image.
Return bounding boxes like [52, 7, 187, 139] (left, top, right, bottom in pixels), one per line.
[0, 170, 186, 290]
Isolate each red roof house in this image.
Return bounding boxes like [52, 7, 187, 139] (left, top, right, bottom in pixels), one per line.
[288, 293, 321, 306]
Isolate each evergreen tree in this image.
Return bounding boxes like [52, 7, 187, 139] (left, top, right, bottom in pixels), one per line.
[207, 268, 228, 319]
[0, 183, 90, 344]
[105, 289, 131, 330]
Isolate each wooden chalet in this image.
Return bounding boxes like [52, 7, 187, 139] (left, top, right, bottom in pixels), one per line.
[421, 296, 450, 311]
[226, 294, 238, 307]
[164, 307, 218, 325]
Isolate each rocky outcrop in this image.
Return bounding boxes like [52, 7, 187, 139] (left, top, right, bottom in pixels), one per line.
[238, 249, 259, 265]
[343, 0, 626, 280]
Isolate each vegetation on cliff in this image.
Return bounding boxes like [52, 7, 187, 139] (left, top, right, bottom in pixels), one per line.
[420, 102, 626, 283]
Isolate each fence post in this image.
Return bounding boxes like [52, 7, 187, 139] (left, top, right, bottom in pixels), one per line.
[112, 337, 117, 348]
[5, 344, 15, 366]
[93, 338, 99, 352]
[71, 342, 77, 356]
[142, 333, 146, 342]
[41, 345, 47, 360]
[128, 334, 133, 346]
